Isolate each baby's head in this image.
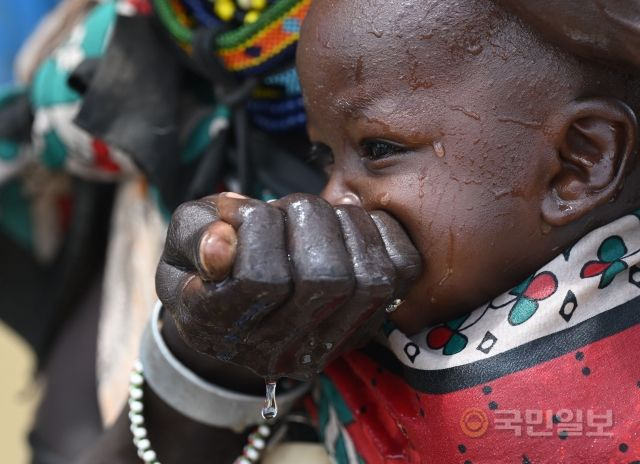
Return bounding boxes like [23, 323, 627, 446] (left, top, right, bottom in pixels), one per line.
[297, 0, 640, 332]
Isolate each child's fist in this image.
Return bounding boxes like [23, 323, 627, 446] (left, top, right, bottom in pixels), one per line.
[155, 193, 422, 380]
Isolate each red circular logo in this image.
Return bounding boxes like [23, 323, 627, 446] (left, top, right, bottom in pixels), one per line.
[460, 408, 490, 438]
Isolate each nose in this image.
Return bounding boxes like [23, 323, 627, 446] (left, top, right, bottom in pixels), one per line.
[321, 173, 362, 207]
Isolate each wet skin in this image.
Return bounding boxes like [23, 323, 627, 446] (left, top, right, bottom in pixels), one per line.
[157, 192, 421, 380]
[156, 0, 640, 381]
[298, 0, 640, 332]
[499, 0, 640, 70]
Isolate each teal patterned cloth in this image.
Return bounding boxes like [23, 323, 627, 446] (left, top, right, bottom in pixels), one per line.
[0, 1, 235, 256]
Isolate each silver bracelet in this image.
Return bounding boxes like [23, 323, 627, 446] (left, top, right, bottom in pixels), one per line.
[139, 301, 309, 432]
[128, 361, 274, 464]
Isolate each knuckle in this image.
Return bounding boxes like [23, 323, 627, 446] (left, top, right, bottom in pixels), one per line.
[169, 200, 215, 234]
[297, 257, 353, 282]
[333, 204, 360, 216]
[280, 192, 321, 206]
[357, 274, 395, 299]
[352, 253, 396, 298]
[279, 193, 333, 219]
[398, 254, 423, 283]
[296, 273, 355, 300]
[177, 200, 218, 229]
[238, 200, 284, 229]
[235, 197, 278, 224]
[235, 263, 290, 288]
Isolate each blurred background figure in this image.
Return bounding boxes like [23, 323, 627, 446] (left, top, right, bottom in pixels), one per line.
[0, 1, 321, 462]
[0, 0, 58, 84]
[0, 3, 60, 462]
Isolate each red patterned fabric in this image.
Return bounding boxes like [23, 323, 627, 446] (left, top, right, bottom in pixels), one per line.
[316, 213, 640, 463]
[327, 321, 640, 463]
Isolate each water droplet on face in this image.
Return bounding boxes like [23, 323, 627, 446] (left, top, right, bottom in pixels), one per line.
[380, 192, 390, 206]
[492, 188, 512, 200]
[465, 43, 483, 55]
[324, 342, 333, 351]
[301, 354, 312, 364]
[261, 380, 278, 420]
[437, 267, 453, 286]
[433, 141, 446, 158]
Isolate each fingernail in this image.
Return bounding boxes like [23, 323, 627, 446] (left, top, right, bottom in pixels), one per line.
[199, 222, 237, 281]
[223, 192, 248, 199]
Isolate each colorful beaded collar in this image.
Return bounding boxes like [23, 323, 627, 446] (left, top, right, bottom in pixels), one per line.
[152, 0, 311, 75]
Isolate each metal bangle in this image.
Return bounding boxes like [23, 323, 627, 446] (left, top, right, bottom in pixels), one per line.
[128, 360, 274, 464]
[139, 301, 309, 433]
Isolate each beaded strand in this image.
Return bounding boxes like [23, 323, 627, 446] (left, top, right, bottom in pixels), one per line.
[128, 361, 273, 464]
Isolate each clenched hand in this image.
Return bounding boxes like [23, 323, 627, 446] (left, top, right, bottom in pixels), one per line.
[156, 193, 421, 380]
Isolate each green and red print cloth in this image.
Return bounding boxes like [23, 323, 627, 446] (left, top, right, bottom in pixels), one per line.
[312, 211, 640, 463]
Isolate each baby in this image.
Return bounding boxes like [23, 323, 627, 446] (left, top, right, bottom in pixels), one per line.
[154, 0, 640, 462]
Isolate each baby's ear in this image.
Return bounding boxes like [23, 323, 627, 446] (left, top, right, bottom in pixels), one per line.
[542, 98, 637, 226]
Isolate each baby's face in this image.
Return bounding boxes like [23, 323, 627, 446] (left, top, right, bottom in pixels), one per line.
[298, 0, 579, 332]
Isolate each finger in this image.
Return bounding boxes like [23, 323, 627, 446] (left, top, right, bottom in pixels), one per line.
[162, 198, 220, 272]
[278, 194, 355, 318]
[244, 204, 403, 379]
[369, 210, 423, 298]
[198, 220, 237, 282]
[335, 205, 396, 303]
[215, 196, 291, 290]
[299, 206, 396, 368]
[155, 261, 215, 336]
[186, 198, 292, 330]
[155, 260, 194, 314]
[258, 194, 355, 338]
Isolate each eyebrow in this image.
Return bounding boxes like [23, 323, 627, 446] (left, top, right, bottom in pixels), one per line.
[333, 93, 377, 116]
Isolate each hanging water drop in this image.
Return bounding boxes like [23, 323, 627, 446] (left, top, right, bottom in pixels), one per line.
[434, 141, 446, 158]
[261, 380, 278, 420]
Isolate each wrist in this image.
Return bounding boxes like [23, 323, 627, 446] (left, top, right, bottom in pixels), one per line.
[142, 302, 310, 431]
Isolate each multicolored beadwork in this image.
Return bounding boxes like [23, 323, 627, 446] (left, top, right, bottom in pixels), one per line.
[145, 0, 309, 131]
[148, 0, 310, 130]
[216, 0, 309, 74]
[152, 0, 310, 76]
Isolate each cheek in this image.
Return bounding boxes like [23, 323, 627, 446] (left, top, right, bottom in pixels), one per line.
[359, 157, 542, 320]
[395, 188, 540, 326]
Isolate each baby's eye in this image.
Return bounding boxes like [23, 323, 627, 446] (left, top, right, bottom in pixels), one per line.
[307, 143, 334, 175]
[361, 140, 407, 161]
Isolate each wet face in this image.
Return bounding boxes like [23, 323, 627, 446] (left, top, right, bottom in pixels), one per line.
[297, 0, 587, 332]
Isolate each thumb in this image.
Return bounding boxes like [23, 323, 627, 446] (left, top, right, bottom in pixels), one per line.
[198, 220, 238, 281]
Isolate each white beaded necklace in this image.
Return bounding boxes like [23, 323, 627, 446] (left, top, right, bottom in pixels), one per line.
[128, 360, 273, 464]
